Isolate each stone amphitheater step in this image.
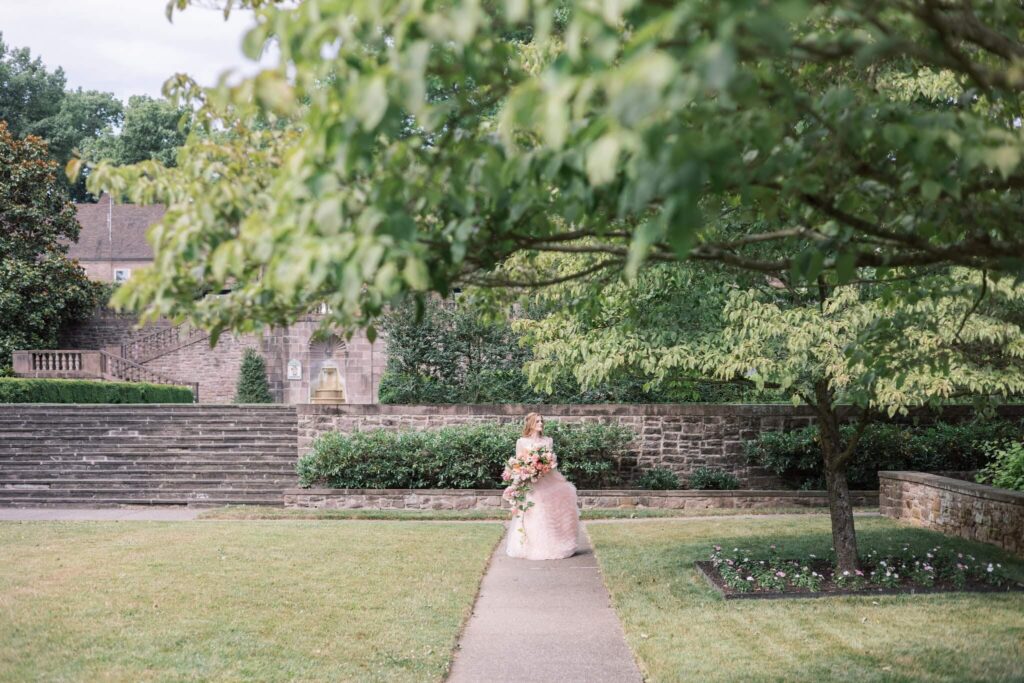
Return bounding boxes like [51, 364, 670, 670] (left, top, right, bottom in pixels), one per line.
[0, 404, 300, 507]
[0, 464, 296, 473]
[0, 444, 299, 453]
[2, 480, 294, 490]
[0, 494, 286, 508]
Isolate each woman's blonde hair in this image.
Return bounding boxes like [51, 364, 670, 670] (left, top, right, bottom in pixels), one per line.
[522, 412, 543, 437]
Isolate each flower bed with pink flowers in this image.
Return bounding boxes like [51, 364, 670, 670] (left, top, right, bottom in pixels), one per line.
[696, 543, 1024, 600]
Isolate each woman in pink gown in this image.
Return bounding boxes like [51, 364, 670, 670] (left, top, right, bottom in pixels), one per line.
[506, 413, 580, 560]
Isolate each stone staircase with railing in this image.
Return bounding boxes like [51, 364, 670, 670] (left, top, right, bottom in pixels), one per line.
[120, 321, 210, 364]
[12, 350, 200, 401]
[0, 404, 299, 507]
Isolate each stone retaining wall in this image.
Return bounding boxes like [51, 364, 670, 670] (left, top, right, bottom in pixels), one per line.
[297, 404, 822, 486]
[285, 487, 879, 511]
[297, 404, 1024, 487]
[880, 471, 1024, 556]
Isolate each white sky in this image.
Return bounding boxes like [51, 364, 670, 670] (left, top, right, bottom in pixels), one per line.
[1, 0, 274, 101]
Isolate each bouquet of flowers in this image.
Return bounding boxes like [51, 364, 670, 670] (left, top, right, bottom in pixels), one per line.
[501, 445, 557, 514]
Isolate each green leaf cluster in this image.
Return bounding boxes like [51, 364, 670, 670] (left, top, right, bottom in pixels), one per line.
[977, 441, 1024, 492]
[0, 35, 185, 201]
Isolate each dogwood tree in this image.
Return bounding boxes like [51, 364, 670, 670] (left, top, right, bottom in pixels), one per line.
[513, 262, 1024, 570]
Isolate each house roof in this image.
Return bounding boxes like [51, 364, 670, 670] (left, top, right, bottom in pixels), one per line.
[67, 194, 165, 261]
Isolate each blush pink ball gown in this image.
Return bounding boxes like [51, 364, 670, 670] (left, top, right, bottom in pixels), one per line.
[506, 436, 580, 560]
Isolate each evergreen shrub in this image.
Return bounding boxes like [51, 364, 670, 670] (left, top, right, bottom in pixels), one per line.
[234, 348, 273, 403]
[297, 421, 634, 489]
[0, 377, 193, 403]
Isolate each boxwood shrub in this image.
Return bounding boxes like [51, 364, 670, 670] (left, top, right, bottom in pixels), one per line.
[688, 467, 741, 490]
[297, 421, 634, 490]
[636, 468, 681, 490]
[745, 419, 1024, 490]
[0, 377, 194, 404]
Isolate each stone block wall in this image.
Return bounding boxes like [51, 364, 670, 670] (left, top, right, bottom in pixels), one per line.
[297, 404, 1024, 487]
[142, 332, 258, 404]
[880, 471, 1024, 556]
[296, 404, 828, 486]
[59, 310, 172, 354]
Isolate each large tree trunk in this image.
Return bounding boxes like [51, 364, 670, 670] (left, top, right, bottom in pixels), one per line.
[812, 379, 861, 574]
[824, 463, 859, 573]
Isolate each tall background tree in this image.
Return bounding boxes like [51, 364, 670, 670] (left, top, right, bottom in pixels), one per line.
[84, 95, 189, 167]
[0, 122, 101, 373]
[0, 33, 185, 201]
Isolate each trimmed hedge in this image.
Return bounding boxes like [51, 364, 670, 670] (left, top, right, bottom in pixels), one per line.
[297, 421, 634, 490]
[0, 377, 194, 404]
[745, 420, 1024, 490]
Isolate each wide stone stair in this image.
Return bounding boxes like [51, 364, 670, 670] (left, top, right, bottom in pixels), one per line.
[0, 405, 299, 507]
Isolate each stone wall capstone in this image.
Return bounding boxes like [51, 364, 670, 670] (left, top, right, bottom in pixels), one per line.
[880, 471, 1024, 556]
[284, 487, 879, 510]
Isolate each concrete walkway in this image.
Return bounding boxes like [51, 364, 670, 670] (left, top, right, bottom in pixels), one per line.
[447, 524, 643, 683]
[0, 507, 201, 521]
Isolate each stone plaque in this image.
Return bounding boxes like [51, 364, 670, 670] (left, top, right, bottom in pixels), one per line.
[287, 359, 302, 380]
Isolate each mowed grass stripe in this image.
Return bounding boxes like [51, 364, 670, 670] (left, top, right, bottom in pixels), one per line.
[587, 516, 1024, 683]
[0, 521, 503, 682]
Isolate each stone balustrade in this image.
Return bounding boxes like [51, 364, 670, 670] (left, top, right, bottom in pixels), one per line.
[880, 471, 1024, 556]
[12, 350, 198, 401]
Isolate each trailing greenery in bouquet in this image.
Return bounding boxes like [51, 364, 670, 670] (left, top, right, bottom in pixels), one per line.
[502, 446, 557, 514]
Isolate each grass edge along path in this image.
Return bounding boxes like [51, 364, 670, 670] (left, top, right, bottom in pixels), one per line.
[586, 516, 1024, 683]
[198, 505, 878, 521]
[0, 520, 504, 682]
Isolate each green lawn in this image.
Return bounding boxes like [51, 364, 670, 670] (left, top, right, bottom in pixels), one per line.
[0, 521, 503, 682]
[199, 505, 877, 521]
[587, 516, 1024, 683]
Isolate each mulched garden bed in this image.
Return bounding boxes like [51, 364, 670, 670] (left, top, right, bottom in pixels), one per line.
[695, 560, 1024, 600]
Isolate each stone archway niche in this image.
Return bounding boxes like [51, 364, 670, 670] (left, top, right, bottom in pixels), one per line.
[308, 335, 347, 404]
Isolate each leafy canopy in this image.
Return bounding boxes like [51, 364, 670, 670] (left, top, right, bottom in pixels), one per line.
[516, 261, 1024, 419]
[93, 0, 1024, 340]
